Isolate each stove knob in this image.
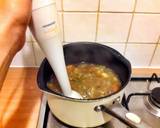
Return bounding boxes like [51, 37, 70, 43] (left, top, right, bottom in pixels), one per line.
[125, 112, 141, 124]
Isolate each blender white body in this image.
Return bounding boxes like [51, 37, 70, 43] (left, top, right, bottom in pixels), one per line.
[30, 0, 81, 98]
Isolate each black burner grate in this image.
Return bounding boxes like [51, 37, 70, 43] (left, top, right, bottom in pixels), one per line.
[122, 73, 160, 110]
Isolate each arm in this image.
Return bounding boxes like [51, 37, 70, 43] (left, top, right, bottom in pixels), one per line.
[0, 0, 32, 89]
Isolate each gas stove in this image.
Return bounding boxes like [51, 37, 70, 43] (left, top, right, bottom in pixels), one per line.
[37, 73, 160, 128]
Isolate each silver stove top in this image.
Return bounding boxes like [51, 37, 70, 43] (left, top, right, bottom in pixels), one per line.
[37, 78, 160, 128]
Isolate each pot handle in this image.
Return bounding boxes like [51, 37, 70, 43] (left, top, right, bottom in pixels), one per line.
[94, 102, 152, 128]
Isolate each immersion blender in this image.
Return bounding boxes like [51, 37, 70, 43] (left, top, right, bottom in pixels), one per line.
[30, 0, 82, 98]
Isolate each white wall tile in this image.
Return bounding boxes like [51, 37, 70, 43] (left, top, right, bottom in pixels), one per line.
[33, 43, 45, 66]
[11, 43, 36, 67]
[136, 0, 160, 13]
[63, 0, 99, 11]
[129, 14, 160, 43]
[125, 44, 156, 67]
[25, 27, 32, 42]
[97, 13, 132, 42]
[56, 0, 62, 11]
[100, 0, 135, 12]
[150, 44, 160, 67]
[100, 43, 125, 55]
[64, 13, 97, 42]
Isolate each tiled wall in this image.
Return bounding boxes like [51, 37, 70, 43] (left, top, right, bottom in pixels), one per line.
[11, 0, 160, 68]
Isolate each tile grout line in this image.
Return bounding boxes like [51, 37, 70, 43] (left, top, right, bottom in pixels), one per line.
[58, 10, 160, 14]
[62, 41, 158, 44]
[95, 0, 101, 42]
[124, 42, 159, 44]
[61, 0, 65, 42]
[106, 42, 158, 44]
[123, 0, 137, 55]
[100, 11, 160, 14]
[28, 25, 38, 66]
[149, 36, 160, 66]
[31, 41, 38, 66]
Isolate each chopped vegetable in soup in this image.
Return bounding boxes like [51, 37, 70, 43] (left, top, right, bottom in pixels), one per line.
[47, 63, 121, 99]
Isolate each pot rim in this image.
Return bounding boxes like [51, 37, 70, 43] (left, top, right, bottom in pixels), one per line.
[42, 85, 127, 103]
[37, 42, 132, 102]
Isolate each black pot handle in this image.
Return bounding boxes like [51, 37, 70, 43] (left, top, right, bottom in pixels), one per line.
[94, 102, 152, 128]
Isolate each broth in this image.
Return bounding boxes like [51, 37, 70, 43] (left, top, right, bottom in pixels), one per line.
[47, 63, 121, 99]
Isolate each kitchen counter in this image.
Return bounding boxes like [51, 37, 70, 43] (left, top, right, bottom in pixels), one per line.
[0, 68, 42, 128]
[0, 67, 160, 128]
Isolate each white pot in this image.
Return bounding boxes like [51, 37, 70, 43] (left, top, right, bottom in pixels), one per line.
[37, 43, 151, 128]
[46, 88, 125, 127]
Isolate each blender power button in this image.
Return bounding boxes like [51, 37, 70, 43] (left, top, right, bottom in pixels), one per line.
[125, 112, 141, 124]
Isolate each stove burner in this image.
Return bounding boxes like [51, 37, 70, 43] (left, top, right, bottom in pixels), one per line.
[144, 96, 160, 117]
[149, 87, 160, 108]
[144, 87, 160, 117]
[123, 73, 160, 118]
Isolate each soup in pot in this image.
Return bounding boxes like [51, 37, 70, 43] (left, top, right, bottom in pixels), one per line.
[47, 63, 121, 99]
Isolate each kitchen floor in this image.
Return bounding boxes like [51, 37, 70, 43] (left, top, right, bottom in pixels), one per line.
[0, 68, 42, 128]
